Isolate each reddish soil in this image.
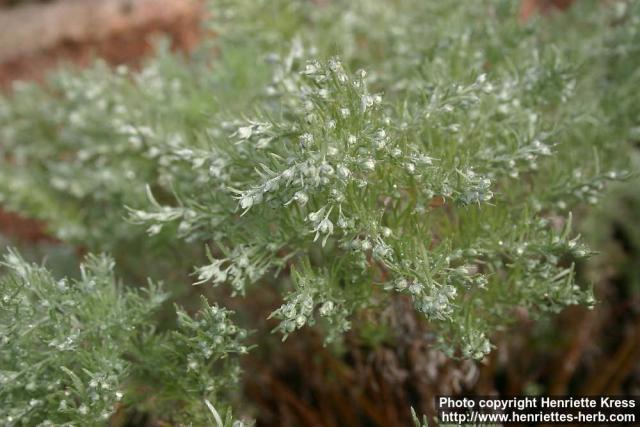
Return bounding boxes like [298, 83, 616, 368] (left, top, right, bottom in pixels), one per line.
[0, 210, 55, 243]
[0, 22, 201, 88]
[0, 0, 204, 88]
[519, 0, 576, 22]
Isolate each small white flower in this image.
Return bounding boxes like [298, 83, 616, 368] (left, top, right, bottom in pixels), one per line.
[317, 218, 334, 235]
[395, 278, 408, 290]
[330, 189, 344, 202]
[362, 158, 376, 171]
[302, 164, 317, 177]
[256, 137, 272, 149]
[293, 191, 309, 206]
[408, 283, 422, 294]
[281, 168, 295, 181]
[405, 162, 416, 174]
[418, 154, 433, 165]
[329, 57, 342, 73]
[295, 315, 307, 328]
[307, 207, 326, 223]
[312, 217, 334, 246]
[328, 57, 342, 72]
[304, 100, 314, 112]
[239, 194, 254, 210]
[236, 126, 253, 140]
[361, 95, 374, 112]
[299, 133, 314, 147]
[337, 164, 351, 179]
[319, 301, 335, 316]
[263, 178, 280, 192]
[373, 243, 392, 260]
[337, 216, 352, 229]
[283, 304, 296, 319]
[302, 297, 314, 313]
[319, 163, 335, 176]
[302, 61, 320, 75]
[340, 108, 351, 118]
[195, 259, 228, 285]
[533, 140, 552, 155]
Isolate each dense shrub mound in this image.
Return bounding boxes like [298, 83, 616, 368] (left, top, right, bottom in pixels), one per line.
[0, 0, 638, 425]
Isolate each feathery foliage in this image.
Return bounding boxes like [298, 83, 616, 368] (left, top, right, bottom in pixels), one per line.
[0, 0, 639, 423]
[0, 250, 247, 426]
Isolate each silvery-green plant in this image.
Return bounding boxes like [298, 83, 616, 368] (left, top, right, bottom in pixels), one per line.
[0, 0, 637, 388]
[127, 0, 636, 358]
[0, 250, 247, 426]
